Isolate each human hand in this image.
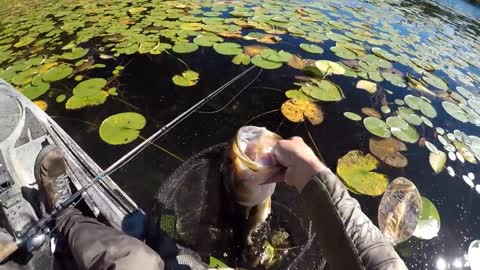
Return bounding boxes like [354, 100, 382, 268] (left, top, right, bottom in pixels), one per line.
[268, 137, 327, 192]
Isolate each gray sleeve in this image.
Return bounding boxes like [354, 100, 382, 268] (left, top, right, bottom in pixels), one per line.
[300, 168, 407, 270]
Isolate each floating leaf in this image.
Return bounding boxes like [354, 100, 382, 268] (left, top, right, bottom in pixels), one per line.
[251, 55, 282, 69]
[299, 43, 324, 54]
[404, 95, 437, 118]
[172, 42, 198, 53]
[412, 197, 440, 240]
[99, 112, 146, 145]
[213, 42, 243, 56]
[423, 73, 448, 91]
[442, 101, 468, 123]
[315, 60, 345, 76]
[66, 91, 108, 110]
[429, 151, 446, 174]
[56, 94, 66, 103]
[22, 82, 50, 100]
[232, 53, 250, 65]
[193, 35, 223, 47]
[73, 78, 107, 97]
[356, 80, 377, 93]
[378, 177, 421, 244]
[337, 150, 388, 196]
[243, 45, 268, 57]
[260, 49, 292, 63]
[280, 99, 323, 125]
[288, 55, 308, 70]
[285, 90, 312, 101]
[369, 137, 408, 168]
[364, 117, 391, 138]
[42, 65, 73, 82]
[61, 48, 89, 60]
[300, 80, 344, 101]
[344, 112, 362, 121]
[386, 117, 419, 143]
[172, 70, 199, 87]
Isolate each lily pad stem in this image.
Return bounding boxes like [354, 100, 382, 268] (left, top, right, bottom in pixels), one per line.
[304, 121, 326, 164]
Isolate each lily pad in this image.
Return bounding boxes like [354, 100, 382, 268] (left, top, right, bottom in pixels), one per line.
[232, 53, 250, 65]
[251, 55, 282, 69]
[280, 99, 324, 125]
[213, 42, 243, 56]
[66, 91, 108, 110]
[299, 43, 324, 54]
[193, 35, 223, 47]
[99, 112, 146, 145]
[364, 117, 391, 138]
[315, 60, 345, 76]
[172, 70, 199, 87]
[387, 118, 419, 144]
[356, 80, 377, 93]
[42, 65, 73, 82]
[172, 42, 199, 54]
[378, 177, 421, 244]
[300, 80, 344, 102]
[423, 73, 448, 91]
[412, 197, 440, 240]
[442, 101, 468, 123]
[61, 48, 89, 60]
[22, 82, 50, 100]
[369, 137, 408, 168]
[362, 107, 381, 118]
[336, 150, 389, 196]
[429, 151, 446, 174]
[344, 112, 362, 121]
[73, 78, 107, 97]
[56, 94, 66, 103]
[260, 50, 292, 63]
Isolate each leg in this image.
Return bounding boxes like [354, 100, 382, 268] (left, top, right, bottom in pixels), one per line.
[57, 208, 165, 270]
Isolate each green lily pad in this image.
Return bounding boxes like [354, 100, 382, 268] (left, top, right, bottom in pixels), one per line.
[193, 35, 224, 47]
[232, 53, 250, 65]
[172, 42, 198, 53]
[301, 80, 344, 101]
[251, 55, 282, 69]
[209, 256, 230, 268]
[404, 95, 437, 118]
[423, 73, 448, 91]
[442, 101, 468, 123]
[14, 36, 36, 48]
[12, 69, 37, 85]
[412, 197, 440, 240]
[73, 78, 107, 97]
[285, 90, 312, 101]
[65, 91, 108, 110]
[172, 70, 199, 87]
[213, 42, 243, 56]
[331, 47, 357, 60]
[344, 112, 362, 121]
[337, 150, 389, 196]
[260, 49, 292, 63]
[56, 94, 66, 103]
[390, 122, 419, 143]
[61, 48, 89, 60]
[299, 43, 324, 54]
[22, 82, 50, 100]
[42, 65, 73, 82]
[99, 112, 146, 145]
[364, 117, 391, 138]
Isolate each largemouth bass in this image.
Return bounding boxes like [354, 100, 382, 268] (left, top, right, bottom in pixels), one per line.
[222, 126, 282, 266]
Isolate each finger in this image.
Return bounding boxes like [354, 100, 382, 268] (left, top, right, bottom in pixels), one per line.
[261, 169, 286, 185]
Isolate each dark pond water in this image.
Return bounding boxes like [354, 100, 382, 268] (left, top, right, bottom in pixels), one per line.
[1, 0, 480, 268]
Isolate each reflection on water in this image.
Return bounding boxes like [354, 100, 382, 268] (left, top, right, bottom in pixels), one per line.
[1, 0, 480, 268]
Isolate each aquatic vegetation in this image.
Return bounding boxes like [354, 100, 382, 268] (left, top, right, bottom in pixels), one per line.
[364, 117, 391, 138]
[172, 70, 199, 87]
[280, 99, 323, 125]
[343, 112, 362, 121]
[99, 112, 146, 145]
[369, 137, 408, 168]
[337, 150, 389, 196]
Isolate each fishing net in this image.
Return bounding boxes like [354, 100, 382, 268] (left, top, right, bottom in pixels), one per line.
[146, 143, 327, 270]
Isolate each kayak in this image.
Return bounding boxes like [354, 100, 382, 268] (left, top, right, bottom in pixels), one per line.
[0, 79, 143, 268]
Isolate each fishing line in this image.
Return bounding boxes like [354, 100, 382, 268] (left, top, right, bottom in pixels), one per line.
[196, 68, 262, 114]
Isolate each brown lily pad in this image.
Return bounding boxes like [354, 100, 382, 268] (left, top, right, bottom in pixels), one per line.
[362, 107, 381, 118]
[369, 137, 408, 168]
[280, 99, 324, 125]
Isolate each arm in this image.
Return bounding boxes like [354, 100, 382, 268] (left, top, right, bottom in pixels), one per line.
[271, 137, 407, 270]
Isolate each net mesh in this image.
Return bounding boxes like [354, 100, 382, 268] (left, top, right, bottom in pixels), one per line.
[146, 143, 327, 270]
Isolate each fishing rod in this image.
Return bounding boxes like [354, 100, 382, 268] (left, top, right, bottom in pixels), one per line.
[0, 65, 256, 262]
